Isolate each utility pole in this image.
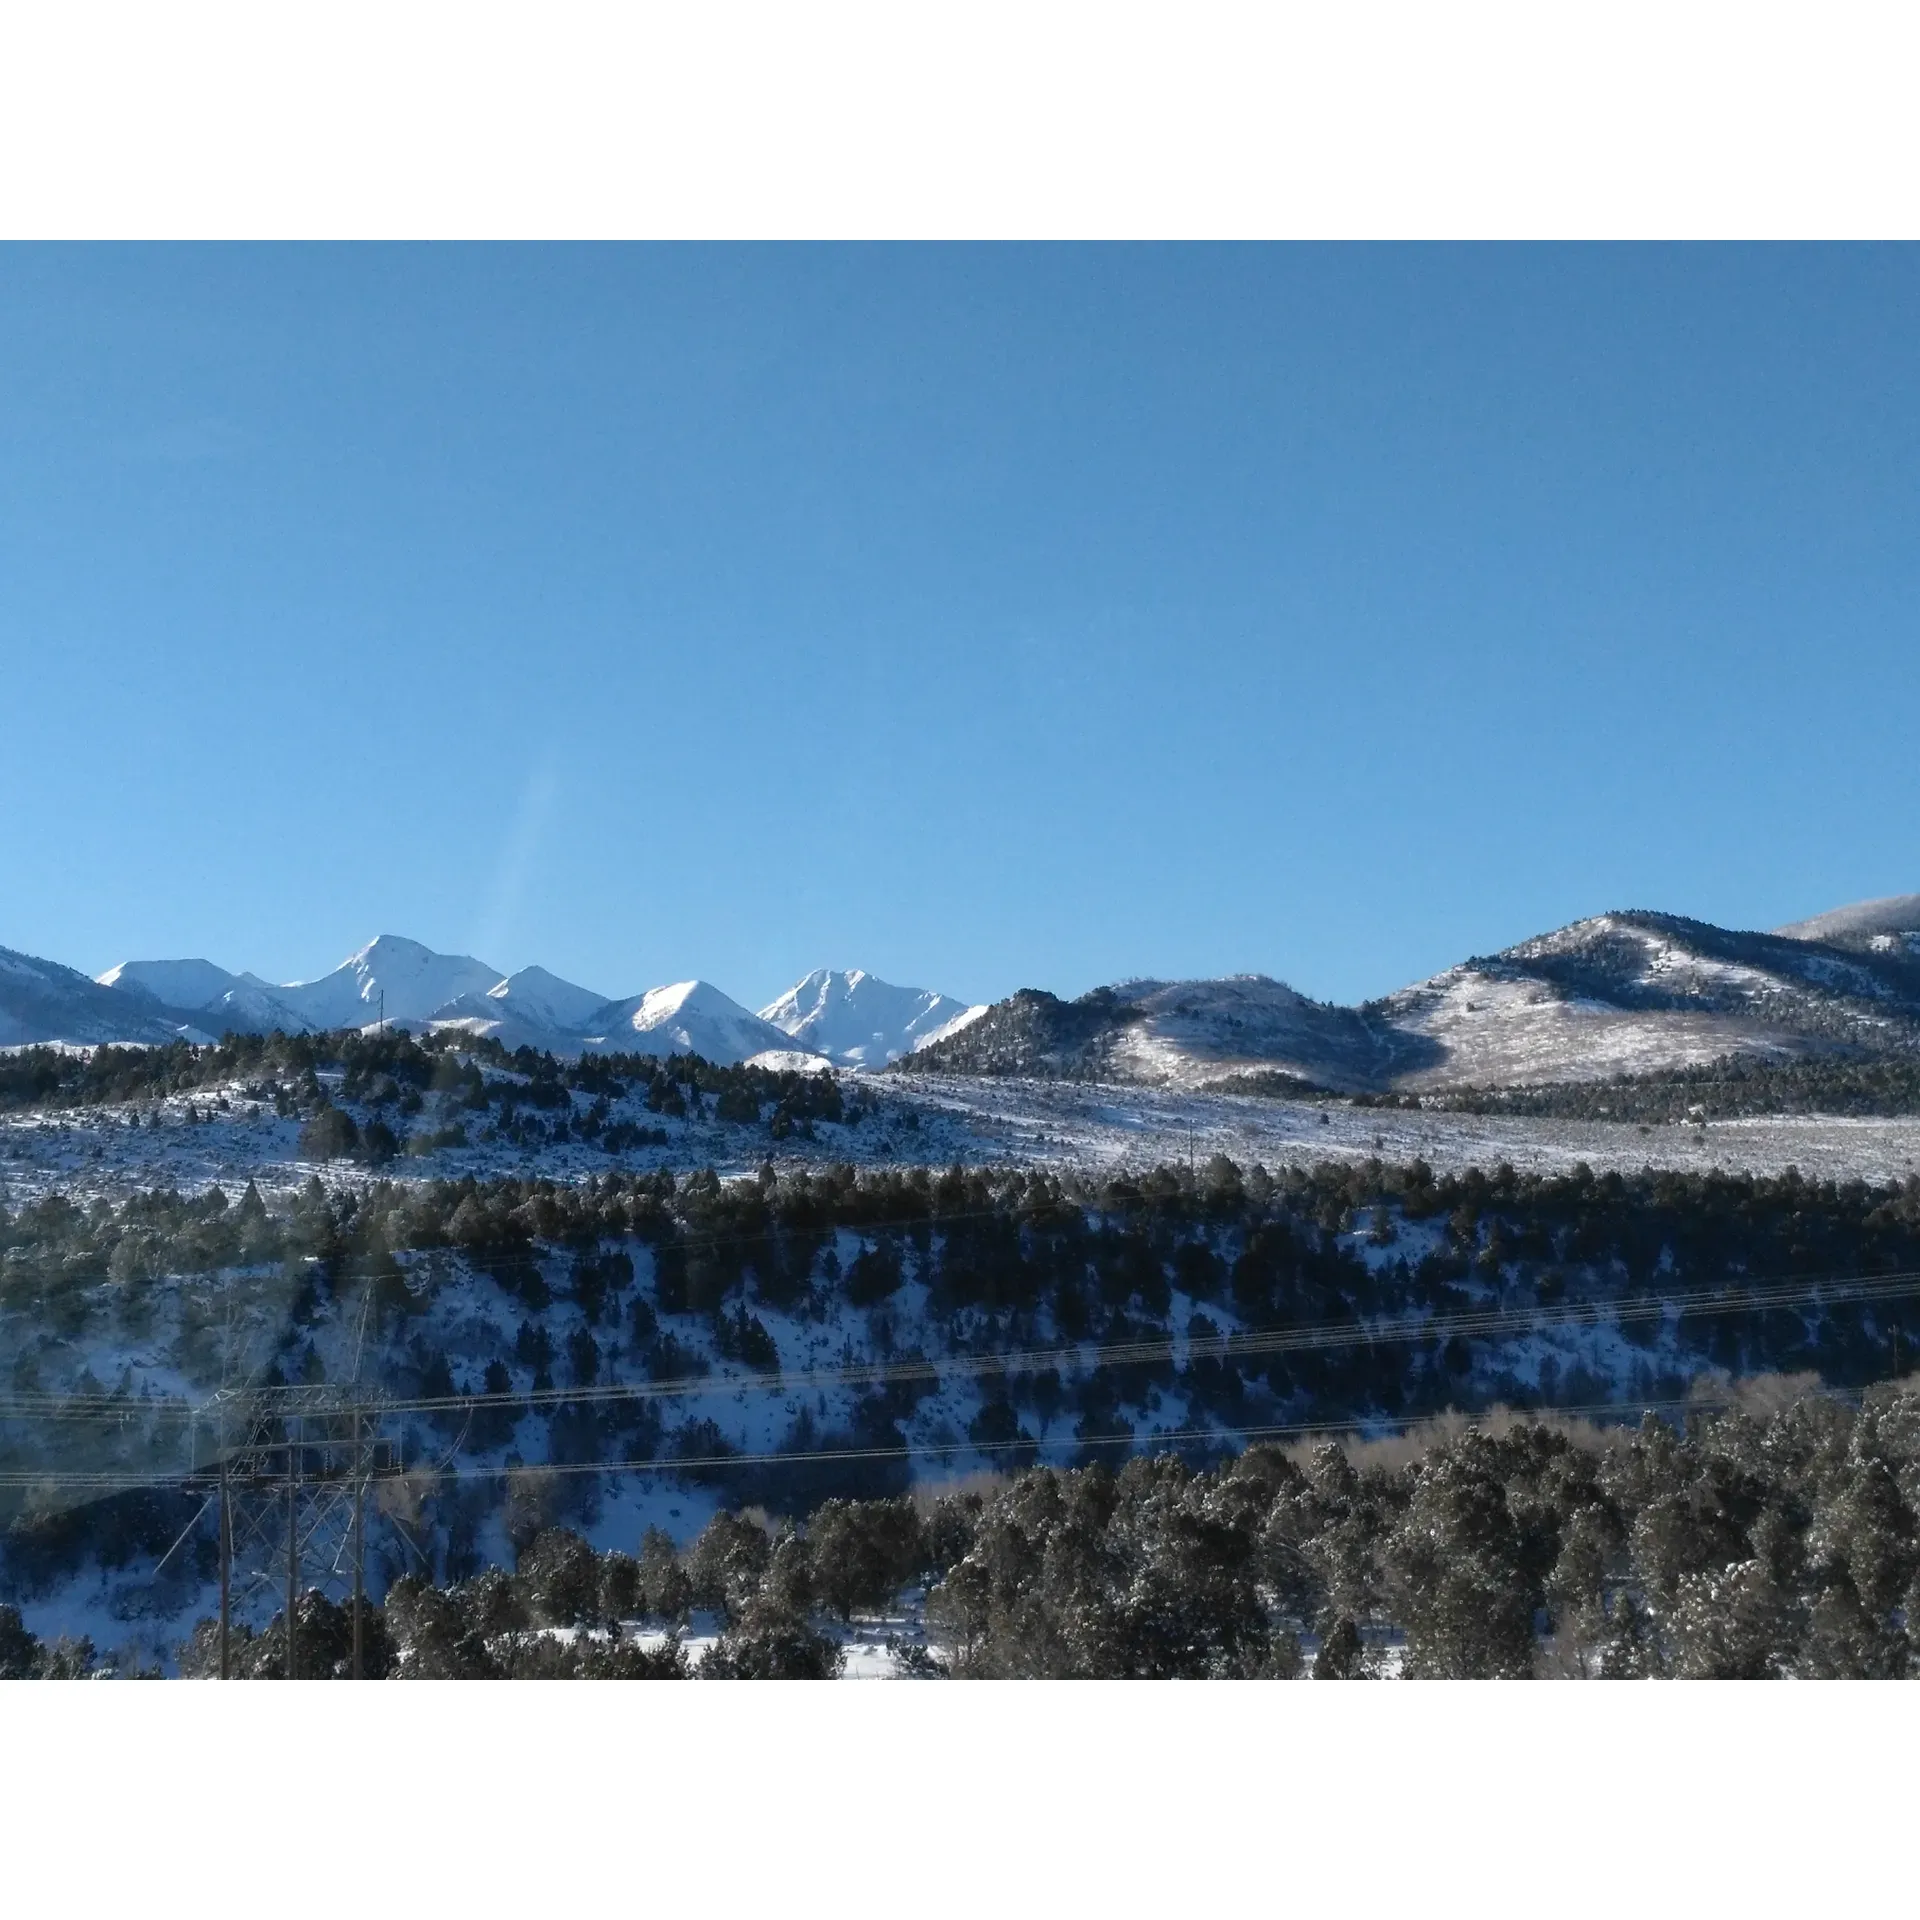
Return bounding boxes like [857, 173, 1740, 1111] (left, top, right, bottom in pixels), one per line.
[285, 1421, 299, 1682]
[351, 1406, 366, 1680]
[379, 988, 385, 1036]
[218, 1448, 232, 1681]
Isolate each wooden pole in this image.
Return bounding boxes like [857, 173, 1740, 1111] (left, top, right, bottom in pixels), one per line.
[218, 1450, 231, 1681]
[285, 1426, 298, 1682]
[351, 1409, 365, 1680]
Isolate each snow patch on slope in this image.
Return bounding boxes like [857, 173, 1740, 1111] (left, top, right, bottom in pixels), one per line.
[1100, 974, 1402, 1092]
[1379, 960, 1800, 1091]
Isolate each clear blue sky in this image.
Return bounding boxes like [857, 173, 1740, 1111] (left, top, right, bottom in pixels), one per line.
[2, 245, 1915, 1010]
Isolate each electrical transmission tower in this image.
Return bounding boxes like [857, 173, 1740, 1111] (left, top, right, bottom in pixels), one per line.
[191, 1384, 401, 1679]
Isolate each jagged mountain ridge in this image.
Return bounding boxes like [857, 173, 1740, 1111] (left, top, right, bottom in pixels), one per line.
[66, 938, 835, 1067]
[89, 938, 506, 1037]
[69, 939, 969, 1071]
[97, 958, 252, 1008]
[486, 965, 612, 1031]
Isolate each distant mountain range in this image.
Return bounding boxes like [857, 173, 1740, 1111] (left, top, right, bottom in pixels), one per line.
[5, 894, 1920, 1090]
[0, 935, 987, 1071]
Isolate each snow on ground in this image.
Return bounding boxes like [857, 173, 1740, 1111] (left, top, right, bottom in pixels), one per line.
[629, 1599, 940, 1678]
[1380, 966, 1802, 1092]
[1375, 912, 1920, 1091]
[1776, 894, 1920, 943]
[14, 1055, 1883, 1667]
[593, 1603, 1395, 1678]
[7, 1066, 1920, 1217]
[20, 992, 1920, 1669]
[895, 1074, 1920, 1187]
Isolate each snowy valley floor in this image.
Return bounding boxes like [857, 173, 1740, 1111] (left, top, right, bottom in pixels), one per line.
[6, 1068, 1920, 1210]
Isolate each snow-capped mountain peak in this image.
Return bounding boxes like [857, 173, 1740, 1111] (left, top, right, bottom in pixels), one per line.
[96, 958, 239, 1008]
[759, 967, 987, 1068]
[482, 964, 610, 1032]
[583, 979, 812, 1066]
[35, 890, 1920, 1077]
[95, 957, 312, 1036]
[421, 964, 616, 1054]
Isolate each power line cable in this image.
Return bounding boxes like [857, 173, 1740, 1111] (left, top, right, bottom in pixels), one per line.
[0, 1385, 1865, 1492]
[5, 1260, 1916, 1425]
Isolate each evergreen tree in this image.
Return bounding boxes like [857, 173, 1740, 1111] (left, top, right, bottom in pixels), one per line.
[0, 1605, 41, 1678]
[1386, 1435, 1537, 1678]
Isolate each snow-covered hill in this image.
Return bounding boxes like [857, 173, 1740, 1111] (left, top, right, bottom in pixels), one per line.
[581, 980, 818, 1066]
[1101, 975, 1414, 1090]
[1776, 894, 1920, 954]
[908, 903, 1920, 1094]
[901, 975, 1415, 1091]
[1390, 909, 1920, 1085]
[759, 968, 986, 1068]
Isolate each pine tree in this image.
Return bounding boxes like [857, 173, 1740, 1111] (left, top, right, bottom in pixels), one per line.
[0, 1604, 41, 1678]
[1386, 1435, 1537, 1679]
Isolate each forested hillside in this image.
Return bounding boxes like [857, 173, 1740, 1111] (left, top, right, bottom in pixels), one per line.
[8, 1382, 1919, 1679]
[7, 1140, 1920, 1672]
[1364, 1052, 1920, 1122]
[0, 1025, 858, 1139]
